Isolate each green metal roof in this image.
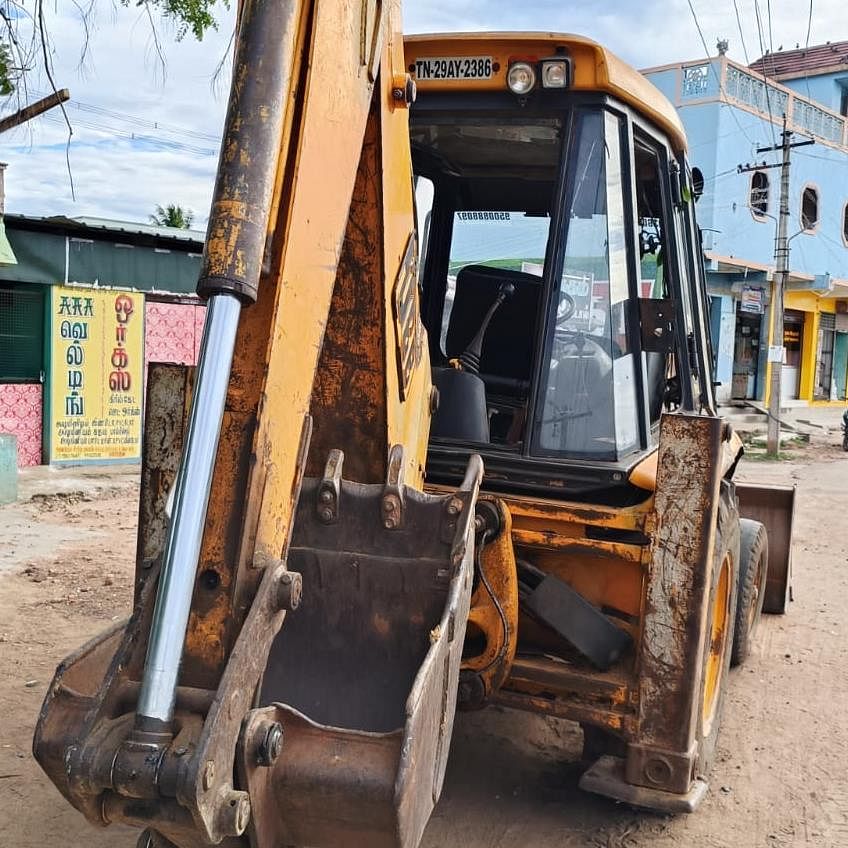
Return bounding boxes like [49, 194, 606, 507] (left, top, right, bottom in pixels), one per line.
[0, 214, 205, 294]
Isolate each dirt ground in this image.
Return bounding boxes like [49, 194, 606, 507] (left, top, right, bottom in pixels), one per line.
[1, 436, 847, 848]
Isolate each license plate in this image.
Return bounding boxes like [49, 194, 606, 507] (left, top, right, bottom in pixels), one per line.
[413, 56, 493, 81]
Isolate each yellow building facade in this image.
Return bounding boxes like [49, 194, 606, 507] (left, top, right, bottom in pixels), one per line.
[764, 289, 848, 406]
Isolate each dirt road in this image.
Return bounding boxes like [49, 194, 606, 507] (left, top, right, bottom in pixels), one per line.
[1, 442, 846, 848]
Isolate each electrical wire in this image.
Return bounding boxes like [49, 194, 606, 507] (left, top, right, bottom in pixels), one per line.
[731, 0, 750, 64]
[801, 0, 814, 101]
[752, 0, 779, 147]
[24, 89, 221, 144]
[473, 528, 510, 676]
[766, 0, 775, 60]
[685, 0, 757, 148]
[37, 112, 218, 157]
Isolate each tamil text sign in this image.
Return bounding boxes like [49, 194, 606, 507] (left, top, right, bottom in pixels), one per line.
[49, 286, 144, 462]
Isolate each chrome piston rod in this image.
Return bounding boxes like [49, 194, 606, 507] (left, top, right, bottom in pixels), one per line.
[136, 293, 242, 724]
[134, 0, 294, 727]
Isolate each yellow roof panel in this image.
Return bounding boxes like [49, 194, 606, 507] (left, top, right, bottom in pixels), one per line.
[404, 32, 687, 153]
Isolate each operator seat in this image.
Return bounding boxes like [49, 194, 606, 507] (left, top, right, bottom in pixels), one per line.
[444, 264, 542, 395]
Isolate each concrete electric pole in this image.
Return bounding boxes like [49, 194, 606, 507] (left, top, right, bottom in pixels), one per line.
[738, 116, 814, 456]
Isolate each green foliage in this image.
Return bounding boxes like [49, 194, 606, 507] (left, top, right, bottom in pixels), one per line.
[0, 0, 230, 99]
[150, 203, 194, 229]
[0, 43, 13, 97]
[120, 0, 229, 41]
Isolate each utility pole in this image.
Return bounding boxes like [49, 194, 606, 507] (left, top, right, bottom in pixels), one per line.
[738, 116, 814, 456]
[0, 89, 70, 135]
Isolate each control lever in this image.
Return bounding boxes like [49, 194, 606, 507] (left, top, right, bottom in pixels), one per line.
[459, 281, 515, 374]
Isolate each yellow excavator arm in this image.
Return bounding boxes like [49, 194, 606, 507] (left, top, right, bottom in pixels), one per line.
[34, 2, 477, 846]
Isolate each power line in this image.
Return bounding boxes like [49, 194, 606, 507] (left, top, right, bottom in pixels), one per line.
[805, 0, 814, 47]
[685, 0, 757, 148]
[766, 0, 775, 60]
[801, 0, 814, 101]
[794, 149, 847, 163]
[38, 112, 218, 157]
[752, 0, 779, 147]
[27, 89, 221, 144]
[731, 0, 750, 64]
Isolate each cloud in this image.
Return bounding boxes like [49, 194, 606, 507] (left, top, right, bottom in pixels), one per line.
[0, 1, 843, 225]
[1, 1, 235, 224]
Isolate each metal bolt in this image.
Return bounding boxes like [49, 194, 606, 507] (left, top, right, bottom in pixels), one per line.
[202, 760, 215, 791]
[318, 506, 334, 523]
[384, 516, 397, 530]
[220, 791, 251, 837]
[447, 497, 462, 516]
[392, 86, 405, 101]
[319, 489, 334, 504]
[277, 570, 302, 611]
[256, 721, 284, 767]
[384, 499, 396, 513]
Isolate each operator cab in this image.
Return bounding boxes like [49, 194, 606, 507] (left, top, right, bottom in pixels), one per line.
[410, 43, 715, 503]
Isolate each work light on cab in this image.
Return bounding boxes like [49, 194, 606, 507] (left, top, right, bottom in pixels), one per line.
[506, 61, 536, 95]
[541, 59, 570, 88]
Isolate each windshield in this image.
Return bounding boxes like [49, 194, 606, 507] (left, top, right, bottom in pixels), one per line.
[533, 110, 639, 460]
[413, 107, 647, 463]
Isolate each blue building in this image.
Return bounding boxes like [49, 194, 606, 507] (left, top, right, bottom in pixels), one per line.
[643, 42, 848, 406]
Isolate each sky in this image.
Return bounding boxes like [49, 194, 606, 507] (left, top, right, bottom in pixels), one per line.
[0, 0, 843, 227]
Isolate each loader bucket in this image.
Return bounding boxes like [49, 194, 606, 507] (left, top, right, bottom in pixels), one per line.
[736, 482, 795, 614]
[239, 460, 480, 848]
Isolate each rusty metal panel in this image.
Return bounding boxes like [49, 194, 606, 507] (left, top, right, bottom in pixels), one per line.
[135, 363, 192, 594]
[305, 101, 388, 484]
[629, 412, 722, 792]
[182, 0, 400, 688]
[736, 482, 795, 614]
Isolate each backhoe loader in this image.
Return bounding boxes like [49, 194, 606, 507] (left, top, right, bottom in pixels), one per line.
[33, 3, 795, 846]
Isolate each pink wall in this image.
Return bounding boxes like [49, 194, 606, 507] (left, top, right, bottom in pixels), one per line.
[0, 302, 206, 469]
[0, 383, 43, 467]
[144, 301, 207, 367]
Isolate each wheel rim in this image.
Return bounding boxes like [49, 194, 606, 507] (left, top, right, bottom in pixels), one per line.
[746, 553, 765, 634]
[702, 553, 732, 736]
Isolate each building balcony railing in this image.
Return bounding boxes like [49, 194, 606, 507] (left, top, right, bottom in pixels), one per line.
[669, 57, 848, 150]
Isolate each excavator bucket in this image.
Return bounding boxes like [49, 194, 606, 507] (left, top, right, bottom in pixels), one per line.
[32, 373, 481, 848]
[737, 482, 796, 614]
[239, 455, 480, 848]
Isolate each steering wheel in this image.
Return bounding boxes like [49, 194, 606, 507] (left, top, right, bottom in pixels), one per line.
[556, 290, 576, 325]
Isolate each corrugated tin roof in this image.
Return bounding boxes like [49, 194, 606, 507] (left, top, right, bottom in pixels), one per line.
[4, 213, 205, 249]
[72, 216, 207, 242]
[750, 40, 848, 79]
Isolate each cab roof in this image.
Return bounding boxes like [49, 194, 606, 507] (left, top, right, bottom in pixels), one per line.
[404, 32, 687, 154]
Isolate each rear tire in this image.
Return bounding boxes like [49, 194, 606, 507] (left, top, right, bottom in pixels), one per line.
[695, 484, 740, 781]
[730, 519, 768, 668]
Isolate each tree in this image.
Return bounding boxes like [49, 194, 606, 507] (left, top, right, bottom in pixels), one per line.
[150, 203, 194, 229]
[0, 0, 230, 97]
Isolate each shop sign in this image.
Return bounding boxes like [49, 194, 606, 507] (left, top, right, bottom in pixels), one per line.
[740, 286, 764, 314]
[49, 286, 145, 463]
